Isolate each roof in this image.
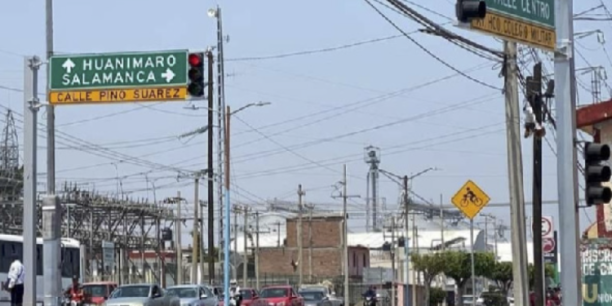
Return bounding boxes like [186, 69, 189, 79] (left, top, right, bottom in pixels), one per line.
[119, 283, 156, 287]
[83, 282, 117, 285]
[0, 234, 80, 248]
[233, 228, 484, 253]
[262, 285, 292, 289]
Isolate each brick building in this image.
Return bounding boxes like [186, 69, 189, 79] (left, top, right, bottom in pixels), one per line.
[258, 213, 369, 279]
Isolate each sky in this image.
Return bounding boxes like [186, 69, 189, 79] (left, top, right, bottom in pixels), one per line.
[0, 0, 611, 245]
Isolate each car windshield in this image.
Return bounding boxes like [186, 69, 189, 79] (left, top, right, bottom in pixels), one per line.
[260, 288, 288, 298]
[82, 285, 107, 297]
[300, 291, 325, 301]
[167, 287, 198, 298]
[110, 286, 150, 298]
[240, 290, 253, 299]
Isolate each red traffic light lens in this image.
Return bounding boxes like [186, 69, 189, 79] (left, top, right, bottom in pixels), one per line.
[189, 54, 202, 66]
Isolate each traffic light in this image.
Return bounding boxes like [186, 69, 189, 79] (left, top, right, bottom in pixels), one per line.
[187, 52, 205, 97]
[584, 142, 612, 206]
[456, 0, 486, 23]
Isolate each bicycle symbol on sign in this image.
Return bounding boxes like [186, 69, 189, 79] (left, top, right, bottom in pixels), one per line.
[460, 187, 483, 207]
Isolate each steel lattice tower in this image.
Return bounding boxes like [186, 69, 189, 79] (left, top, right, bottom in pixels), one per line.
[0, 109, 20, 200]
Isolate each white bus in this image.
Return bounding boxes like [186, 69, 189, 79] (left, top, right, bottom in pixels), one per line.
[0, 234, 81, 302]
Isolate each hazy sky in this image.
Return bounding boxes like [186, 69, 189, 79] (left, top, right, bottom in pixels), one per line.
[0, 0, 609, 241]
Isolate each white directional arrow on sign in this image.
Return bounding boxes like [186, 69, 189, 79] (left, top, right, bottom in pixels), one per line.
[161, 68, 175, 83]
[62, 58, 75, 73]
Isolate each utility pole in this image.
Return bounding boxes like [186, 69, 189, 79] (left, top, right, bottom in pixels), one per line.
[439, 194, 444, 250]
[504, 41, 529, 306]
[411, 213, 417, 306]
[555, 0, 581, 303]
[255, 211, 260, 290]
[206, 50, 216, 283]
[223, 105, 232, 306]
[233, 205, 239, 279]
[45, 1, 61, 303]
[176, 191, 184, 285]
[297, 184, 305, 288]
[391, 217, 396, 306]
[528, 62, 545, 306]
[307, 205, 314, 283]
[193, 177, 200, 284]
[402, 176, 411, 306]
[243, 207, 249, 287]
[23, 56, 40, 306]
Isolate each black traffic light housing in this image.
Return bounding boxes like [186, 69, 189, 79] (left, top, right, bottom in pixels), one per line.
[456, 0, 487, 23]
[584, 142, 612, 206]
[187, 52, 205, 97]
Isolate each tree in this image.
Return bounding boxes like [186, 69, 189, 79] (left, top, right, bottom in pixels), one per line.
[429, 287, 447, 306]
[490, 262, 513, 294]
[412, 253, 446, 306]
[440, 251, 496, 306]
[491, 262, 557, 293]
[527, 263, 556, 289]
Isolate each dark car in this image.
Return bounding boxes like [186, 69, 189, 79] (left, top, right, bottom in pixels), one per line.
[298, 290, 332, 306]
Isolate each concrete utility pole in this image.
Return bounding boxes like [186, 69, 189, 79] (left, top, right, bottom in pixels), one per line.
[555, 0, 582, 303]
[23, 55, 40, 306]
[297, 184, 305, 288]
[340, 165, 353, 305]
[176, 191, 184, 285]
[223, 105, 232, 306]
[206, 50, 216, 284]
[255, 211, 260, 290]
[233, 206, 239, 279]
[193, 177, 200, 284]
[528, 63, 545, 306]
[243, 207, 249, 287]
[45, 1, 62, 303]
[391, 217, 396, 306]
[411, 213, 417, 306]
[307, 205, 314, 283]
[503, 40, 529, 306]
[402, 176, 411, 306]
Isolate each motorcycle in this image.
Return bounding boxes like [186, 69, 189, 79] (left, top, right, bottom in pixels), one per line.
[364, 296, 376, 306]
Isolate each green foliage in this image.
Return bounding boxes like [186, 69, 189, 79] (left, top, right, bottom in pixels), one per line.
[479, 292, 509, 306]
[411, 252, 446, 284]
[428, 288, 446, 306]
[490, 262, 513, 293]
[527, 263, 555, 289]
[440, 251, 496, 286]
[440, 251, 496, 306]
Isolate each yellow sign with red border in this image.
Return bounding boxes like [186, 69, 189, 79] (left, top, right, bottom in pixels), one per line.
[470, 11, 556, 52]
[48, 86, 187, 105]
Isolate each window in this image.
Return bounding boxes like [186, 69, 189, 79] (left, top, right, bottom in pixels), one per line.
[353, 252, 356, 267]
[363, 254, 366, 266]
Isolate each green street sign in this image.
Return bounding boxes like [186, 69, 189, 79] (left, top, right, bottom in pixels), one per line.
[49, 50, 188, 91]
[484, 0, 555, 28]
[582, 238, 612, 306]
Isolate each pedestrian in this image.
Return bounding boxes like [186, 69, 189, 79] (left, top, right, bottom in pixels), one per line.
[4, 252, 25, 306]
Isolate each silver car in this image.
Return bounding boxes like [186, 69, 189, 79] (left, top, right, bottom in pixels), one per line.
[104, 283, 179, 306]
[166, 285, 218, 306]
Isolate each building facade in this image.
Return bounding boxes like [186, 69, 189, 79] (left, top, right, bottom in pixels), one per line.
[258, 214, 369, 279]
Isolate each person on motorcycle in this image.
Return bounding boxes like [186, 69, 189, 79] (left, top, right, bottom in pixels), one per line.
[362, 286, 377, 306]
[230, 280, 242, 306]
[64, 276, 84, 304]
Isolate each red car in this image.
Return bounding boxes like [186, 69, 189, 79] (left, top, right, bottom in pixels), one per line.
[253, 285, 304, 306]
[81, 281, 118, 305]
[239, 288, 259, 306]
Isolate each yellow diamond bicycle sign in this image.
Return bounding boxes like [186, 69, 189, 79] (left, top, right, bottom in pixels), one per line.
[451, 180, 491, 220]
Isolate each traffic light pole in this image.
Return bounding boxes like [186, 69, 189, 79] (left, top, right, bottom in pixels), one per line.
[529, 63, 545, 306]
[206, 51, 216, 283]
[503, 41, 530, 306]
[555, 0, 582, 304]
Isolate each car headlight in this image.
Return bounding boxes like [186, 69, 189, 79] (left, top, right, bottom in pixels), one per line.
[276, 302, 285, 306]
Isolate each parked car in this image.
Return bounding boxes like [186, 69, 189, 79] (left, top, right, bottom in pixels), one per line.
[81, 281, 117, 305]
[104, 283, 179, 306]
[299, 286, 342, 306]
[166, 284, 218, 306]
[298, 289, 332, 306]
[239, 288, 260, 306]
[253, 286, 304, 306]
